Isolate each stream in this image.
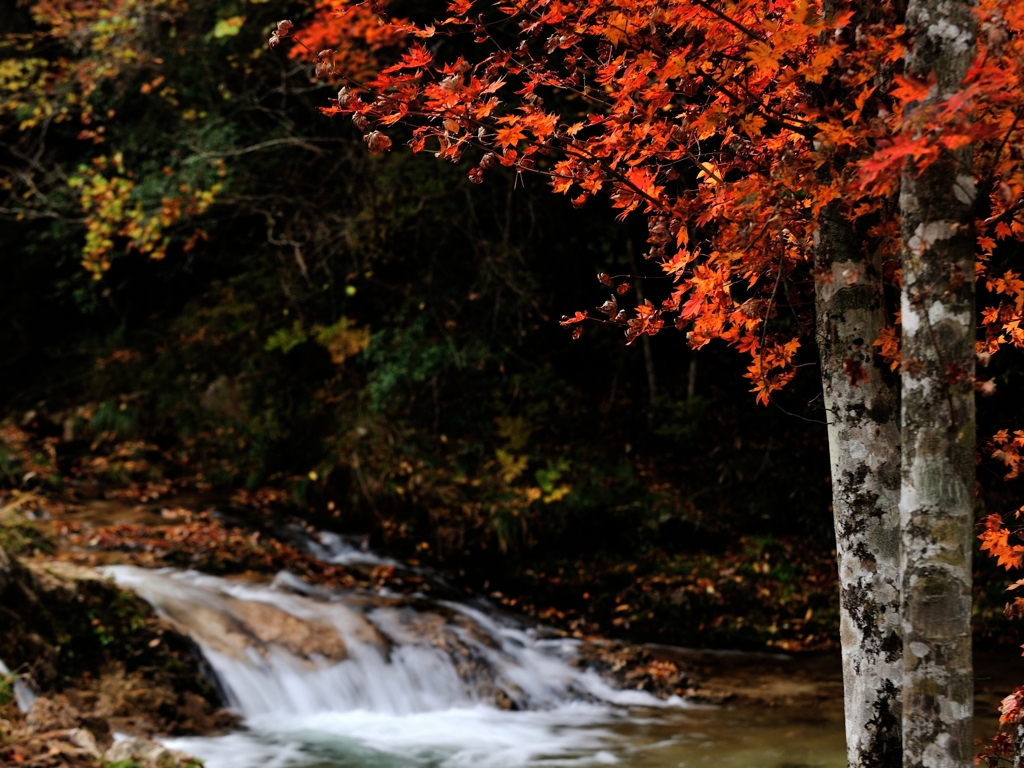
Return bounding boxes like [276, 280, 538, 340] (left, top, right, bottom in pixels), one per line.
[105, 534, 845, 768]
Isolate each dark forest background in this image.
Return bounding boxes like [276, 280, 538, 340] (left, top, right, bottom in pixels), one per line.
[2, 0, 1021, 652]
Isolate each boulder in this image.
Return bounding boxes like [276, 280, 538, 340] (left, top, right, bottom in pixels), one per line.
[104, 735, 200, 768]
[228, 598, 348, 663]
[32, 727, 105, 760]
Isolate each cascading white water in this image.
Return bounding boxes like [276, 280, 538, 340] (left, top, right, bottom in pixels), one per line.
[0, 657, 37, 712]
[107, 566, 674, 719]
[306, 531, 401, 568]
[104, 562, 685, 768]
[98, 535, 849, 768]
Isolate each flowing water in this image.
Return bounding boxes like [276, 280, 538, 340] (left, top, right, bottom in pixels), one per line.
[0, 657, 37, 712]
[104, 534, 846, 768]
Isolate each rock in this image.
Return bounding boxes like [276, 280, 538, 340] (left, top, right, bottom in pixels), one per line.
[26, 696, 80, 731]
[202, 376, 245, 422]
[104, 735, 200, 768]
[91, 661, 237, 737]
[228, 598, 348, 663]
[574, 641, 692, 699]
[103, 736, 157, 763]
[1, 725, 104, 766]
[29, 560, 105, 587]
[0, 550, 81, 690]
[63, 727, 102, 758]
[155, 589, 351, 664]
[155, 599, 254, 660]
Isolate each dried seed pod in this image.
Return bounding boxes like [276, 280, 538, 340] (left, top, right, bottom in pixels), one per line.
[364, 131, 392, 154]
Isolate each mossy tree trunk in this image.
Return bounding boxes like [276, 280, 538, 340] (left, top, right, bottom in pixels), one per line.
[815, 203, 903, 768]
[898, 0, 977, 764]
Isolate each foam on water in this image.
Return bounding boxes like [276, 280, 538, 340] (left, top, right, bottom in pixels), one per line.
[165, 706, 627, 768]
[306, 532, 400, 568]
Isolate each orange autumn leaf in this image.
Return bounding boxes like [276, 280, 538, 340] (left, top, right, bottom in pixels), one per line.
[274, 0, 1024, 420]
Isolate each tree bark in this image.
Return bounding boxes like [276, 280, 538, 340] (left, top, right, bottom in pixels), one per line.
[815, 204, 903, 768]
[899, 0, 977, 765]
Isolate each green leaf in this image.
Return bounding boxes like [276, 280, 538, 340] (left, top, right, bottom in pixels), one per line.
[213, 16, 245, 38]
[265, 321, 308, 354]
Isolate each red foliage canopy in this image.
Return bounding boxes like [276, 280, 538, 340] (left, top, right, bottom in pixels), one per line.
[274, 0, 1024, 405]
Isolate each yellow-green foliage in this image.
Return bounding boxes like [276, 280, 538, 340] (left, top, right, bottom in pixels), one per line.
[2, 0, 223, 277]
[69, 154, 222, 278]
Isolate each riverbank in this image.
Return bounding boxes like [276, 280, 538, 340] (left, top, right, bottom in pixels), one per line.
[0, 550, 235, 766]
[0, 486, 834, 767]
[0, 481, 1019, 767]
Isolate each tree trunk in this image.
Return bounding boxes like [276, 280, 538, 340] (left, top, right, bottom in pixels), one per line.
[899, 0, 977, 764]
[815, 204, 903, 768]
[628, 239, 658, 416]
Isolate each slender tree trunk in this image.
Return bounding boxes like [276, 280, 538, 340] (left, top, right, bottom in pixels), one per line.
[628, 239, 658, 415]
[640, 332, 656, 408]
[815, 204, 903, 768]
[899, 0, 977, 765]
[816, 3, 905, 758]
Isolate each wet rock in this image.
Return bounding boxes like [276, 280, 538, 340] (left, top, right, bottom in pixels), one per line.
[227, 598, 348, 662]
[104, 735, 200, 768]
[152, 592, 351, 665]
[30, 560, 106, 586]
[574, 641, 693, 699]
[57, 727, 103, 759]
[154, 598, 255, 660]
[491, 688, 518, 711]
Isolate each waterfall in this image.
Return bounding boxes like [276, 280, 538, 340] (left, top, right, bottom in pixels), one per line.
[97, 544, 848, 768]
[0, 657, 37, 712]
[105, 566, 675, 718]
[103, 561, 684, 768]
